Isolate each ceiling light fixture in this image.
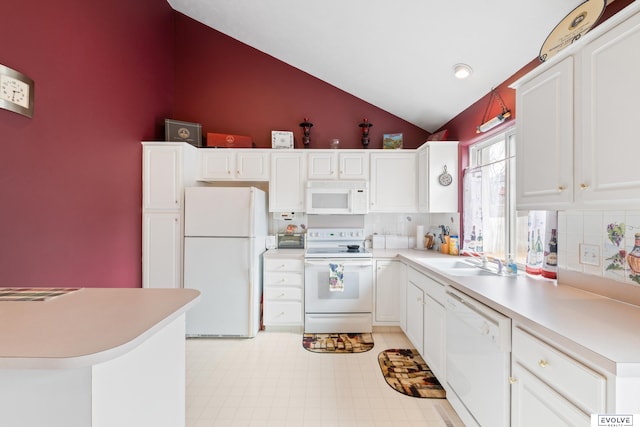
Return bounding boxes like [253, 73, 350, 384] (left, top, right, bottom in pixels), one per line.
[476, 87, 511, 133]
[453, 63, 473, 79]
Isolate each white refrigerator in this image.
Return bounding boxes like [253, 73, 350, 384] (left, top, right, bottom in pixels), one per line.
[183, 186, 267, 337]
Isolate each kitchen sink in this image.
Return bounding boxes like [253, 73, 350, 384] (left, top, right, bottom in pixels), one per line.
[417, 258, 480, 269]
[418, 257, 504, 277]
[445, 268, 497, 277]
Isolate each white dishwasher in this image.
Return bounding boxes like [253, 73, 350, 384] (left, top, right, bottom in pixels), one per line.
[445, 288, 511, 427]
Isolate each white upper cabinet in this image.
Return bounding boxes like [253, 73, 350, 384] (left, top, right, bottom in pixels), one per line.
[576, 10, 640, 208]
[417, 141, 459, 213]
[370, 151, 417, 212]
[307, 150, 368, 180]
[199, 149, 270, 181]
[143, 142, 198, 210]
[515, 57, 574, 210]
[269, 152, 306, 212]
[338, 151, 369, 180]
[513, 5, 640, 210]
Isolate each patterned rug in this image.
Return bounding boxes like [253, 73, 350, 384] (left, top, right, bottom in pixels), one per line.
[378, 349, 446, 398]
[302, 333, 374, 353]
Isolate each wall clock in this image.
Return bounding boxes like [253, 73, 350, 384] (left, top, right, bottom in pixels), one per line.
[0, 64, 34, 118]
[438, 165, 453, 186]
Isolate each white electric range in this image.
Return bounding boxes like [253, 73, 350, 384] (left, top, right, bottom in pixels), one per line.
[303, 228, 373, 333]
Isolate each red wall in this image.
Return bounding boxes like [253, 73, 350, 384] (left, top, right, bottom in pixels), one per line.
[0, 0, 174, 287]
[172, 13, 431, 149]
[0, 0, 632, 288]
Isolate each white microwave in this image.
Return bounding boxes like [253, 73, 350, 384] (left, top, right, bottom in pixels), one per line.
[306, 181, 369, 214]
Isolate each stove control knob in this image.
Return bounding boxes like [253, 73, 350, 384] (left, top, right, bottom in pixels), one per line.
[340, 232, 346, 237]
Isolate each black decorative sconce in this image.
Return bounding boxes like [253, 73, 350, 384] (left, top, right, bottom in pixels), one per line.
[358, 118, 373, 148]
[299, 118, 313, 147]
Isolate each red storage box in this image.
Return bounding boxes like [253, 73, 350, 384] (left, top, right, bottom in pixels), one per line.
[206, 133, 253, 148]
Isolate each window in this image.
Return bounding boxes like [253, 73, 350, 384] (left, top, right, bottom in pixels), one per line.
[463, 129, 528, 263]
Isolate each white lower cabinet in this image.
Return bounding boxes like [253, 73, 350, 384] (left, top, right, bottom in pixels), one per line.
[511, 325, 606, 426]
[263, 253, 304, 329]
[374, 259, 404, 324]
[423, 292, 445, 381]
[142, 213, 182, 289]
[404, 266, 447, 380]
[511, 363, 591, 427]
[405, 280, 424, 354]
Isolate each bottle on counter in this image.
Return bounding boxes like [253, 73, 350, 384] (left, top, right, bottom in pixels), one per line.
[449, 235, 459, 255]
[469, 225, 477, 251]
[476, 229, 483, 253]
[542, 229, 558, 279]
[526, 230, 541, 275]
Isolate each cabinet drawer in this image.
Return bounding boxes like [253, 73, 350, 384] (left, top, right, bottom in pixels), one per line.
[264, 286, 303, 301]
[264, 302, 303, 324]
[264, 258, 304, 272]
[264, 272, 303, 286]
[408, 267, 446, 304]
[512, 327, 606, 413]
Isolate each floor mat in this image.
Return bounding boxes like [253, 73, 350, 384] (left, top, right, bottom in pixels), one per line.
[378, 348, 446, 398]
[302, 333, 374, 353]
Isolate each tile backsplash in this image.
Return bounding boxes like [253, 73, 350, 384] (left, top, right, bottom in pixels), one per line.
[558, 210, 640, 286]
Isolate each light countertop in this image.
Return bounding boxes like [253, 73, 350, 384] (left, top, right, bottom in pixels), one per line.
[0, 288, 200, 369]
[396, 249, 640, 377]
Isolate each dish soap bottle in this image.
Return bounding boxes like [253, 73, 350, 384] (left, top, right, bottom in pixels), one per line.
[507, 255, 518, 275]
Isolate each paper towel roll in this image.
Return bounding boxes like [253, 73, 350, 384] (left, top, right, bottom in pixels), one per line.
[416, 226, 425, 249]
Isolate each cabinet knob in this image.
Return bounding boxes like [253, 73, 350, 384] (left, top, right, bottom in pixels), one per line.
[279, 292, 285, 298]
[557, 186, 566, 192]
[538, 359, 549, 368]
[580, 183, 590, 190]
[508, 376, 518, 385]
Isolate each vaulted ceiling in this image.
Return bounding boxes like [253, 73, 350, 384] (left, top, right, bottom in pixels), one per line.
[168, 0, 598, 132]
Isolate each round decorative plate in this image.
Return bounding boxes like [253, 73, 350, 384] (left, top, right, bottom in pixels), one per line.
[438, 165, 452, 186]
[539, 0, 606, 62]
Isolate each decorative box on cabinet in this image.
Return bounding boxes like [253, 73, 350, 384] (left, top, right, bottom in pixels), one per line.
[141, 142, 197, 289]
[370, 151, 417, 212]
[263, 252, 304, 330]
[417, 141, 459, 213]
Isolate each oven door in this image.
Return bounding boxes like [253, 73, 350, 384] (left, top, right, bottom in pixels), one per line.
[304, 258, 373, 333]
[304, 259, 373, 313]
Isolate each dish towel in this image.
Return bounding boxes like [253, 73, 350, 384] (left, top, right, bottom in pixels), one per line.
[329, 263, 344, 292]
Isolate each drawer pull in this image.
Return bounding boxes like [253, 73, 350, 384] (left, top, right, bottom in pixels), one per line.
[557, 185, 566, 192]
[580, 183, 589, 190]
[508, 376, 518, 385]
[279, 293, 285, 298]
[538, 359, 549, 368]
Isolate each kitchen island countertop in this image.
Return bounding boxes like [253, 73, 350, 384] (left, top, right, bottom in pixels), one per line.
[0, 287, 200, 369]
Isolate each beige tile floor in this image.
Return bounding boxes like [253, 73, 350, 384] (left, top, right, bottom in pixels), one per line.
[186, 329, 465, 427]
